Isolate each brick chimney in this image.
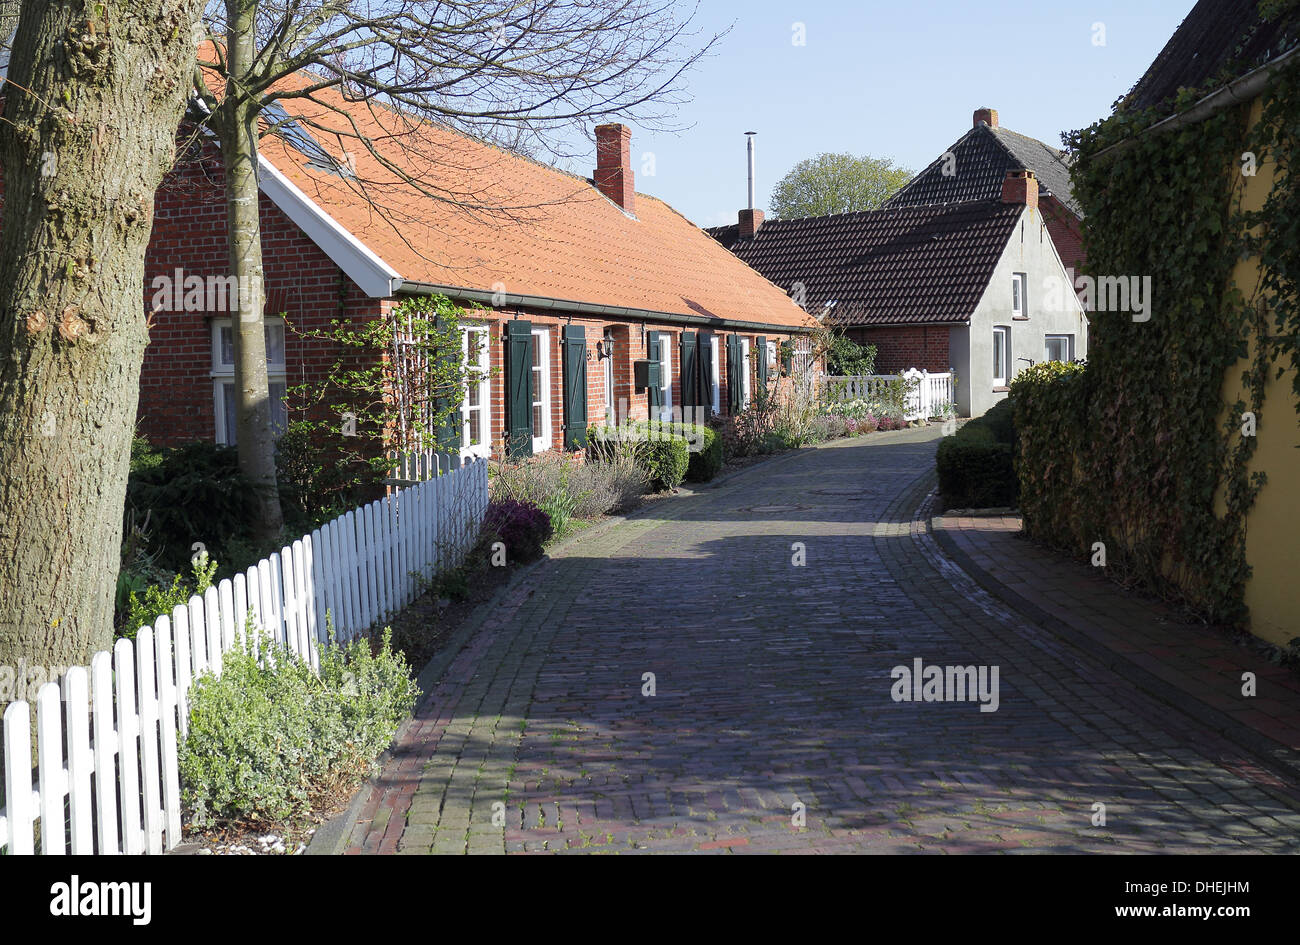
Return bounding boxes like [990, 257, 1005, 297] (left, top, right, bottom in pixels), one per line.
[594, 123, 635, 213]
[739, 208, 764, 239]
[1001, 168, 1038, 210]
[973, 107, 999, 129]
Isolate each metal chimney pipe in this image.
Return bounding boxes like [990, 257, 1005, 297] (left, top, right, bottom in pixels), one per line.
[745, 131, 757, 210]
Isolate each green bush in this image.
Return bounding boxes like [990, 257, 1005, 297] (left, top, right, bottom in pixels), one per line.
[590, 423, 689, 491]
[682, 424, 722, 482]
[935, 399, 1018, 510]
[126, 439, 259, 575]
[179, 626, 419, 827]
[123, 553, 219, 639]
[827, 334, 878, 376]
[1009, 361, 1093, 545]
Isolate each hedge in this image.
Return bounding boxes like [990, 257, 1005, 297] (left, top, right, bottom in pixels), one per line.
[935, 398, 1018, 510]
[1008, 361, 1092, 544]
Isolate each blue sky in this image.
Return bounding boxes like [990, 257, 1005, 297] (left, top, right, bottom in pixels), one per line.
[594, 0, 1196, 227]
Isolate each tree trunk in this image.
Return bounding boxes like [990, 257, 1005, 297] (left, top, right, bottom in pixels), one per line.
[0, 0, 204, 676]
[219, 0, 284, 543]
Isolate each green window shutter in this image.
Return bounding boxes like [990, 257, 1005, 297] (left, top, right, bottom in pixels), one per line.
[433, 315, 462, 456]
[505, 320, 534, 458]
[756, 335, 768, 391]
[646, 331, 663, 411]
[562, 325, 588, 450]
[726, 335, 743, 414]
[679, 331, 699, 411]
[699, 334, 715, 416]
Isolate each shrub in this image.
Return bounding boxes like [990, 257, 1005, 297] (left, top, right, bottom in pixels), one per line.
[568, 444, 649, 516]
[490, 447, 648, 525]
[483, 499, 553, 563]
[935, 400, 1018, 510]
[123, 552, 219, 639]
[683, 423, 723, 482]
[811, 414, 850, 441]
[589, 423, 689, 491]
[827, 334, 878, 376]
[125, 439, 259, 576]
[1009, 361, 1092, 545]
[179, 626, 419, 827]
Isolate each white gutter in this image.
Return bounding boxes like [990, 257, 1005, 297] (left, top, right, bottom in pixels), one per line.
[256, 154, 402, 298]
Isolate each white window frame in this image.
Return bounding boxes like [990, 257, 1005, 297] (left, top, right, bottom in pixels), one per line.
[992, 326, 1010, 388]
[766, 340, 778, 367]
[460, 324, 491, 459]
[709, 334, 721, 414]
[531, 327, 552, 453]
[740, 338, 752, 409]
[211, 317, 287, 446]
[658, 336, 674, 422]
[1012, 273, 1027, 318]
[602, 331, 616, 425]
[1044, 334, 1073, 363]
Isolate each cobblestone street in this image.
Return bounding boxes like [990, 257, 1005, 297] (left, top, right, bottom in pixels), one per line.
[347, 427, 1300, 854]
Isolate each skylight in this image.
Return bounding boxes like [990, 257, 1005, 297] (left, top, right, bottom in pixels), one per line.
[260, 100, 353, 178]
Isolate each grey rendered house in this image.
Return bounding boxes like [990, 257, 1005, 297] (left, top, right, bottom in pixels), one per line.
[710, 166, 1088, 417]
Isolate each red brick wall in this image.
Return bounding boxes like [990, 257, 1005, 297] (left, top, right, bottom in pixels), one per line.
[121, 138, 805, 455]
[846, 325, 950, 375]
[141, 141, 382, 445]
[461, 310, 790, 453]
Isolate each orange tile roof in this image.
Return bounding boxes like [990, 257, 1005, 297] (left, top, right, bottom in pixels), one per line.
[250, 75, 814, 332]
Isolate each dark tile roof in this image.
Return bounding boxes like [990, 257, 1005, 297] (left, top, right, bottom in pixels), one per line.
[1125, 0, 1300, 115]
[883, 123, 1081, 218]
[707, 199, 1022, 327]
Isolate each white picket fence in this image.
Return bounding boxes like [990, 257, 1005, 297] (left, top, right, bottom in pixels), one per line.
[822, 368, 955, 421]
[0, 457, 488, 855]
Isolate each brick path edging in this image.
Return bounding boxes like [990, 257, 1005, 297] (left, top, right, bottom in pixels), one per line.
[929, 514, 1300, 793]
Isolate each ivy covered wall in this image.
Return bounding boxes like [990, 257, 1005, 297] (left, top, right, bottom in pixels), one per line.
[1013, 67, 1300, 644]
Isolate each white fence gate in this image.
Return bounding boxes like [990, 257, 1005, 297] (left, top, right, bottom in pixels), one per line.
[822, 368, 954, 421]
[0, 458, 488, 855]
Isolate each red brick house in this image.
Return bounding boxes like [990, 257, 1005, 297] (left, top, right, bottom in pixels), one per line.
[139, 79, 814, 460]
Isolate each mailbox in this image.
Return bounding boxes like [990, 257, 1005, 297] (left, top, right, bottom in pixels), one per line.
[633, 358, 661, 392]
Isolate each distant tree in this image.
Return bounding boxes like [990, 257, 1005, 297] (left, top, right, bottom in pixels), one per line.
[769, 152, 911, 219]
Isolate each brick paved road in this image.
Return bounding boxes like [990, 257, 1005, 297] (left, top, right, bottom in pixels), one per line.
[352, 427, 1300, 854]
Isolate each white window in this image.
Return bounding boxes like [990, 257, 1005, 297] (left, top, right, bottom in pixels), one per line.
[212, 317, 287, 446]
[658, 336, 674, 422]
[740, 338, 752, 409]
[709, 335, 721, 414]
[461, 325, 491, 458]
[766, 340, 778, 367]
[1044, 334, 1073, 363]
[793, 337, 814, 376]
[531, 328, 552, 453]
[603, 331, 616, 425]
[1012, 273, 1027, 318]
[993, 326, 1009, 387]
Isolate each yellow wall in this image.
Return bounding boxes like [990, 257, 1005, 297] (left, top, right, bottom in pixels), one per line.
[1221, 98, 1300, 646]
